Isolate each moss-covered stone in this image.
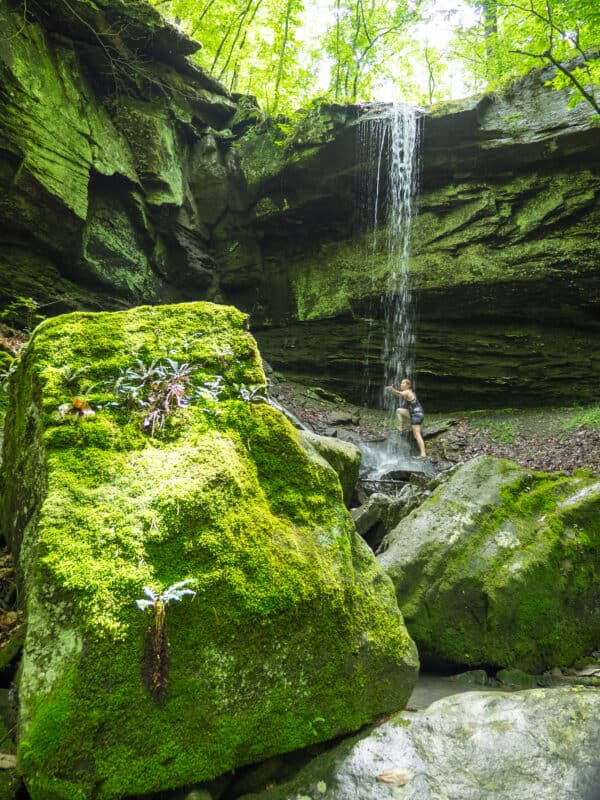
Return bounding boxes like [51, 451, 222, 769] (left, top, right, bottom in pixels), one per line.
[378, 456, 600, 672]
[0, 302, 417, 800]
[297, 431, 361, 506]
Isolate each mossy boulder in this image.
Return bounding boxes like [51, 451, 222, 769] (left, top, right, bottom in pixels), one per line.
[378, 456, 600, 672]
[0, 301, 418, 800]
[298, 431, 361, 505]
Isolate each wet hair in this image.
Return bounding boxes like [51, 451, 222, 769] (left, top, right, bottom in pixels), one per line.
[401, 378, 412, 388]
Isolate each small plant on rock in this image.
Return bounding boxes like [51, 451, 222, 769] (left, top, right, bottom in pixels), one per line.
[113, 358, 194, 435]
[234, 383, 268, 403]
[136, 580, 196, 702]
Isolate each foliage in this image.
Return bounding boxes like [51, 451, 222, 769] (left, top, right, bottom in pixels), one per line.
[318, 0, 418, 102]
[102, 353, 267, 436]
[150, 0, 310, 114]
[0, 360, 17, 396]
[112, 358, 194, 435]
[135, 580, 197, 611]
[0, 296, 43, 332]
[136, 580, 197, 701]
[148, 0, 598, 109]
[451, 0, 600, 113]
[564, 403, 600, 430]
[471, 417, 516, 444]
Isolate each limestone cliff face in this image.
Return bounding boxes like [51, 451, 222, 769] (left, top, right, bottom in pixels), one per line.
[0, 0, 598, 410]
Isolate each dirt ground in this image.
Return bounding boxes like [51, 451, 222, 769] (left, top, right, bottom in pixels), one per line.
[270, 375, 600, 475]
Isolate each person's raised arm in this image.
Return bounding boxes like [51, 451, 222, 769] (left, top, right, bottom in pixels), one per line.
[386, 385, 405, 398]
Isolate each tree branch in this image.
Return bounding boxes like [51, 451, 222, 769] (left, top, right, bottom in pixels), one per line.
[510, 48, 600, 114]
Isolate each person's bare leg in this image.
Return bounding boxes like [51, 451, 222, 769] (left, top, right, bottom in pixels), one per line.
[412, 424, 426, 458]
[396, 408, 409, 431]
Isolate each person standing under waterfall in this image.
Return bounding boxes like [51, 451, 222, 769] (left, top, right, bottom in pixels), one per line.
[385, 379, 427, 458]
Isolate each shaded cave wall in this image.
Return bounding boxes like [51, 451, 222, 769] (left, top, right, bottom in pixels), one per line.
[0, 0, 259, 313]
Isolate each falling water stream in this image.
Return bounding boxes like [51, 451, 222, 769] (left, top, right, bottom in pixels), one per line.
[358, 103, 422, 478]
[379, 104, 421, 412]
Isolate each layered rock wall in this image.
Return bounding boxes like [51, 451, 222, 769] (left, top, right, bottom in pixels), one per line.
[0, 0, 253, 312]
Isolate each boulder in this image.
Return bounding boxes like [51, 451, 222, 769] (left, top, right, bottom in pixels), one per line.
[378, 456, 600, 671]
[0, 302, 417, 800]
[351, 492, 391, 537]
[351, 492, 391, 551]
[298, 431, 361, 505]
[238, 687, 600, 800]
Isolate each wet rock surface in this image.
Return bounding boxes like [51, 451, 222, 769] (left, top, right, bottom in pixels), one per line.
[378, 456, 600, 672]
[237, 688, 600, 800]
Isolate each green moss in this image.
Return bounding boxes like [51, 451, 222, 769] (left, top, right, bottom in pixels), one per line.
[0, 4, 136, 220]
[1, 302, 417, 800]
[383, 457, 600, 671]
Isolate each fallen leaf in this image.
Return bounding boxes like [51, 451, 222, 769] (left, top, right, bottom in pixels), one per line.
[376, 768, 414, 786]
[0, 612, 20, 627]
[0, 754, 17, 769]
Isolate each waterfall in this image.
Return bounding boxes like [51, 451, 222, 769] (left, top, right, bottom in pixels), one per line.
[358, 103, 421, 415]
[381, 104, 421, 413]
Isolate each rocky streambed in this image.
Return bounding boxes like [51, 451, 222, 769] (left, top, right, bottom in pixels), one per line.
[269, 374, 600, 476]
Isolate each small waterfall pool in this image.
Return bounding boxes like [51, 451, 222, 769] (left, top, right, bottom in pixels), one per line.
[359, 436, 421, 481]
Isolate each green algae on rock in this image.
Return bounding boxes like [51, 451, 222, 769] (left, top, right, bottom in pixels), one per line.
[378, 456, 600, 672]
[0, 302, 417, 800]
[297, 431, 361, 506]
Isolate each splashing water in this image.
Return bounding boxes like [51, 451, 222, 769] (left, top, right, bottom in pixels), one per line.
[357, 102, 422, 470]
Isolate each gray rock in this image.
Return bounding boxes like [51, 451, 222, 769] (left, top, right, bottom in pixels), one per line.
[384, 484, 423, 530]
[326, 410, 354, 426]
[239, 688, 600, 800]
[496, 669, 537, 689]
[351, 493, 391, 537]
[351, 493, 391, 551]
[447, 669, 489, 686]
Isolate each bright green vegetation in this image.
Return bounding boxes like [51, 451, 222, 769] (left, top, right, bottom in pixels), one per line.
[469, 415, 516, 444]
[150, 0, 600, 112]
[461, 404, 600, 439]
[564, 403, 600, 430]
[472, 419, 515, 444]
[0, 302, 417, 800]
[380, 456, 600, 672]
